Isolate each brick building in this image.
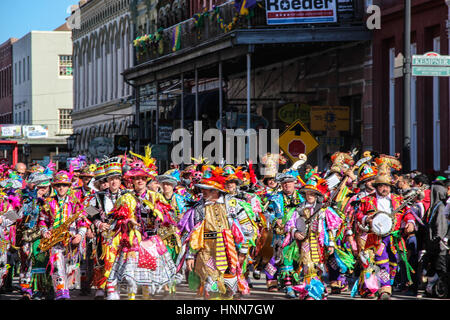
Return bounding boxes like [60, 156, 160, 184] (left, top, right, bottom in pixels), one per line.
[0, 38, 17, 124]
[371, 0, 450, 174]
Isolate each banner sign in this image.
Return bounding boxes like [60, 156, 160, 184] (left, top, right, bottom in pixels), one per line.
[23, 125, 49, 139]
[266, 0, 337, 25]
[0, 125, 22, 138]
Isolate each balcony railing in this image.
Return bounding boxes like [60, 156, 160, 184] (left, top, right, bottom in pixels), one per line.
[134, 0, 366, 65]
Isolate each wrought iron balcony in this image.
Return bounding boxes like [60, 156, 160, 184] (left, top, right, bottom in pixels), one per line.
[133, 0, 367, 65]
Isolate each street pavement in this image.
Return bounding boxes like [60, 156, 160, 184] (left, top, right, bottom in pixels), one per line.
[0, 276, 446, 300]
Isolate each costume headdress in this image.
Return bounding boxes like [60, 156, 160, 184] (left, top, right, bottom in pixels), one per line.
[195, 166, 227, 193]
[125, 145, 158, 179]
[300, 174, 328, 196]
[372, 154, 401, 187]
[330, 151, 355, 174]
[103, 157, 123, 179]
[52, 170, 73, 186]
[79, 164, 96, 178]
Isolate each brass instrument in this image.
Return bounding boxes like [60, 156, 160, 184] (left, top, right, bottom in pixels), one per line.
[38, 204, 85, 252]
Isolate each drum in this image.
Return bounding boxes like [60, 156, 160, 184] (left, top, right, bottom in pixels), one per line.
[370, 212, 394, 237]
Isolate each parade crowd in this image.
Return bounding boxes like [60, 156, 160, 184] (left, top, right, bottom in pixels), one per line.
[0, 147, 449, 300]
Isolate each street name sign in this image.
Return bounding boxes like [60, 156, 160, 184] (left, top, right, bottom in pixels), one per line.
[412, 52, 450, 77]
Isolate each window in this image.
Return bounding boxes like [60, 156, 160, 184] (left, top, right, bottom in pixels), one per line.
[23, 58, 26, 81]
[27, 56, 30, 81]
[59, 109, 72, 130]
[14, 63, 17, 85]
[59, 55, 73, 76]
[19, 61, 21, 84]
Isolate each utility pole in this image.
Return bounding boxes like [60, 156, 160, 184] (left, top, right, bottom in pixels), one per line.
[403, 0, 411, 172]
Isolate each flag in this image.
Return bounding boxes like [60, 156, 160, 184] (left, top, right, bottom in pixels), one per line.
[172, 24, 181, 52]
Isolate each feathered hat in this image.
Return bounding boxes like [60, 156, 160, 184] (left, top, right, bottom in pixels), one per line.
[52, 170, 73, 186]
[195, 166, 227, 193]
[300, 174, 328, 196]
[357, 163, 377, 185]
[372, 154, 401, 187]
[27, 161, 55, 187]
[67, 155, 87, 171]
[330, 151, 355, 174]
[79, 164, 96, 178]
[125, 145, 158, 180]
[157, 169, 180, 187]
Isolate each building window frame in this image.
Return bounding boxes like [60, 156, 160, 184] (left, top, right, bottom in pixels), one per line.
[58, 55, 73, 77]
[59, 108, 73, 131]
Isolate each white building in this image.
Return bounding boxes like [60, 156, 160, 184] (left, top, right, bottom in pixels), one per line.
[12, 28, 73, 163]
[72, 0, 135, 158]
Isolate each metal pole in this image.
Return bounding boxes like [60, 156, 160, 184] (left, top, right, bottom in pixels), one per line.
[403, 0, 411, 172]
[156, 83, 159, 144]
[181, 73, 184, 131]
[135, 86, 141, 152]
[246, 53, 251, 132]
[195, 67, 199, 121]
[219, 61, 223, 130]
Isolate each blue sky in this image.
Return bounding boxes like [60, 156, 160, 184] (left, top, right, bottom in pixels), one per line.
[0, 0, 77, 44]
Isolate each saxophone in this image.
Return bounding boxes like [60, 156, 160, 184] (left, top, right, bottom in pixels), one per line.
[38, 199, 85, 252]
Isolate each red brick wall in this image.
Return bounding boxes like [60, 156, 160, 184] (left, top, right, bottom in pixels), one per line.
[371, 0, 449, 173]
[0, 39, 15, 124]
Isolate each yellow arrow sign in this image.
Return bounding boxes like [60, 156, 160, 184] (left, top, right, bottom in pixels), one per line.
[278, 119, 319, 163]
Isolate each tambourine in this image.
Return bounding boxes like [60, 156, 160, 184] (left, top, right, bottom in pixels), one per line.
[370, 211, 395, 237]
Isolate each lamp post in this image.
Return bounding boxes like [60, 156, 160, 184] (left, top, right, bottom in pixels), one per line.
[23, 143, 31, 166]
[128, 122, 139, 152]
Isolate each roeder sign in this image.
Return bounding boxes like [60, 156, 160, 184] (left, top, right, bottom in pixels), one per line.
[266, 0, 337, 25]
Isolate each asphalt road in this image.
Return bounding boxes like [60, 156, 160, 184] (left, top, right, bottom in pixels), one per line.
[0, 276, 447, 300]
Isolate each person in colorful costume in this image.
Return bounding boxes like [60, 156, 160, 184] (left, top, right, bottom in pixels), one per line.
[0, 170, 26, 293]
[264, 170, 304, 292]
[321, 151, 358, 295]
[282, 174, 341, 299]
[88, 158, 127, 299]
[180, 167, 254, 299]
[157, 170, 189, 263]
[355, 159, 416, 300]
[17, 167, 54, 300]
[106, 146, 180, 300]
[38, 171, 89, 300]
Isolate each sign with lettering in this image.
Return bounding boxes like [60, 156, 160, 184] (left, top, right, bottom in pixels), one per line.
[278, 103, 311, 124]
[412, 52, 450, 77]
[23, 125, 49, 139]
[310, 106, 350, 131]
[266, 0, 337, 25]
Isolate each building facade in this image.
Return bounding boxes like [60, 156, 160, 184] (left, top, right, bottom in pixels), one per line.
[0, 38, 17, 124]
[72, 0, 135, 159]
[12, 29, 73, 164]
[124, 0, 371, 170]
[372, 0, 449, 175]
